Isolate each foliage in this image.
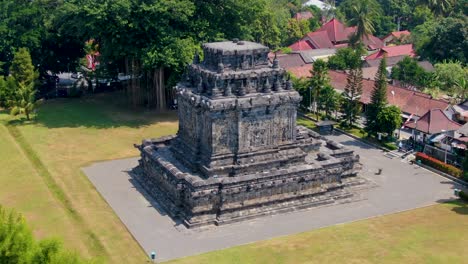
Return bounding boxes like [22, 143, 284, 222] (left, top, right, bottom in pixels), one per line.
[433, 61, 468, 99]
[421, 0, 455, 16]
[341, 67, 363, 127]
[8, 83, 37, 121]
[9, 48, 38, 87]
[376, 0, 415, 31]
[390, 56, 429, 88]
[318, 85, 341, 119]
[463, 150, 468, 181]
[416, 15, 468, 63]
[286, 18, 310, 45]
[292, 76, 310, 110]
[327, 47, 364, 71]
[382, 141, 398, 150]
[376, 105, 401, 136]
[408, 5, 435, 29]
[7, 49, 38, 120]
[415, 152, 463, 178]
[0, 0, 81, 74]
[0, 205, 93, 264]
[308, 60, 330, 116]
[366, 57, 388, 135]
[459, 190, 468, 201]
[346, 0, 380, 43]
[0, 76, 17, 107]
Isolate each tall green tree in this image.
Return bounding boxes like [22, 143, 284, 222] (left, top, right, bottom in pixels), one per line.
[9, 48, 38, 87]
[291, 76, 310, 110]
[318, 85, 341, 118]
[376, 105, 402, 138]
[308, 59, 330, 118]
[366, 57, 388, 135]
[348, 0, 380, 45]
[7, 49, 38, 120]
[342, 67, 363, 127]
[390, 56, 428, 88]
[327, 47, 365, 71]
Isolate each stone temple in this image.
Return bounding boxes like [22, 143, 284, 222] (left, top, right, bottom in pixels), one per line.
[135, 40, 365, 228]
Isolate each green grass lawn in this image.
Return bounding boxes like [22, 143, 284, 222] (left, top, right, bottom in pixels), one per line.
[166, 202, 468, 264]
[0, 94, 178, 263]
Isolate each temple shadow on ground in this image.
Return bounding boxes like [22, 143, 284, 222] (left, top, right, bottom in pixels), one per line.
[7, 92, 178, 129]
[127, 169, 169, 217]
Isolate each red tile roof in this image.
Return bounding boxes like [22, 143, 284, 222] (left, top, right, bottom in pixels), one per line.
[304, 31, 335, 49]
[288, 40, 315, 51]
[287, 64, 313, 78]
[405, 109, 461, 134]
[288, 67, 450, 117]
[317, 18, 352, 43]
[387, 30, 411, 39]
[362, 35, 384, 50]
[365, 44, 415, 60]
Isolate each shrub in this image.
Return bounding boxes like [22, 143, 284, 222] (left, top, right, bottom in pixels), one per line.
[382, 142, 398, 151]
[415, 152, 463, 178]
[459, 190, 468, 202]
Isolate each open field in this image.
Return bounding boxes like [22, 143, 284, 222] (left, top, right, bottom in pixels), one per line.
[0, 94, 178, 263]
[166, 202, 468, 264]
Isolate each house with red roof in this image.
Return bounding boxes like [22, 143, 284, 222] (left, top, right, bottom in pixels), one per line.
[405, 109, 461, 136]
[365, 44, 415, 60]
[405, 109, 463, 162]
[382, 30, 411, 46]
[288, 18, 384, 52]
[287, 65, 450, 119]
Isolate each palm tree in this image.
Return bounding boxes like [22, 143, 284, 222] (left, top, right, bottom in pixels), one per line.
[454, 77, 467, 103]
[348, 0, 379, 47]
[422, 0, 454, 16]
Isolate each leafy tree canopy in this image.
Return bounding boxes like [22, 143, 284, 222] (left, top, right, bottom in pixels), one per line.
[376, 105, 402, 136]
[416, 15, 468, 63]
[433, 61, 468, 99]
[327, 47, 364, 71]
[390, 56, 429, 88]
[0, 205, 95, 264]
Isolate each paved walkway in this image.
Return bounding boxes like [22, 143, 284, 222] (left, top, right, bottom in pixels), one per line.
[83, 132, 463, 262]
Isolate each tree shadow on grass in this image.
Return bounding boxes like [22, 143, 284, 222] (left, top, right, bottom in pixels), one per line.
[444, 200, 468, 215]
[7, 92, 178, 129]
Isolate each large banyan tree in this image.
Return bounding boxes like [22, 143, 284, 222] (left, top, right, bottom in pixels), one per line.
[57, 0, 286, 109]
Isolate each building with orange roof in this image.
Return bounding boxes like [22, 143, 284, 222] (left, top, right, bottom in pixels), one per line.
[382, 30, 411, 45]
[365, 44, 415, 60]
[288, 18, 383, 52]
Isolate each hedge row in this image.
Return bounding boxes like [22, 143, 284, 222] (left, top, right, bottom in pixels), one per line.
[415, 152, 463, 178]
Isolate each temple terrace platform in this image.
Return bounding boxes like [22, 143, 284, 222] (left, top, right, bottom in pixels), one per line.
[83, 132, 461, 262]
